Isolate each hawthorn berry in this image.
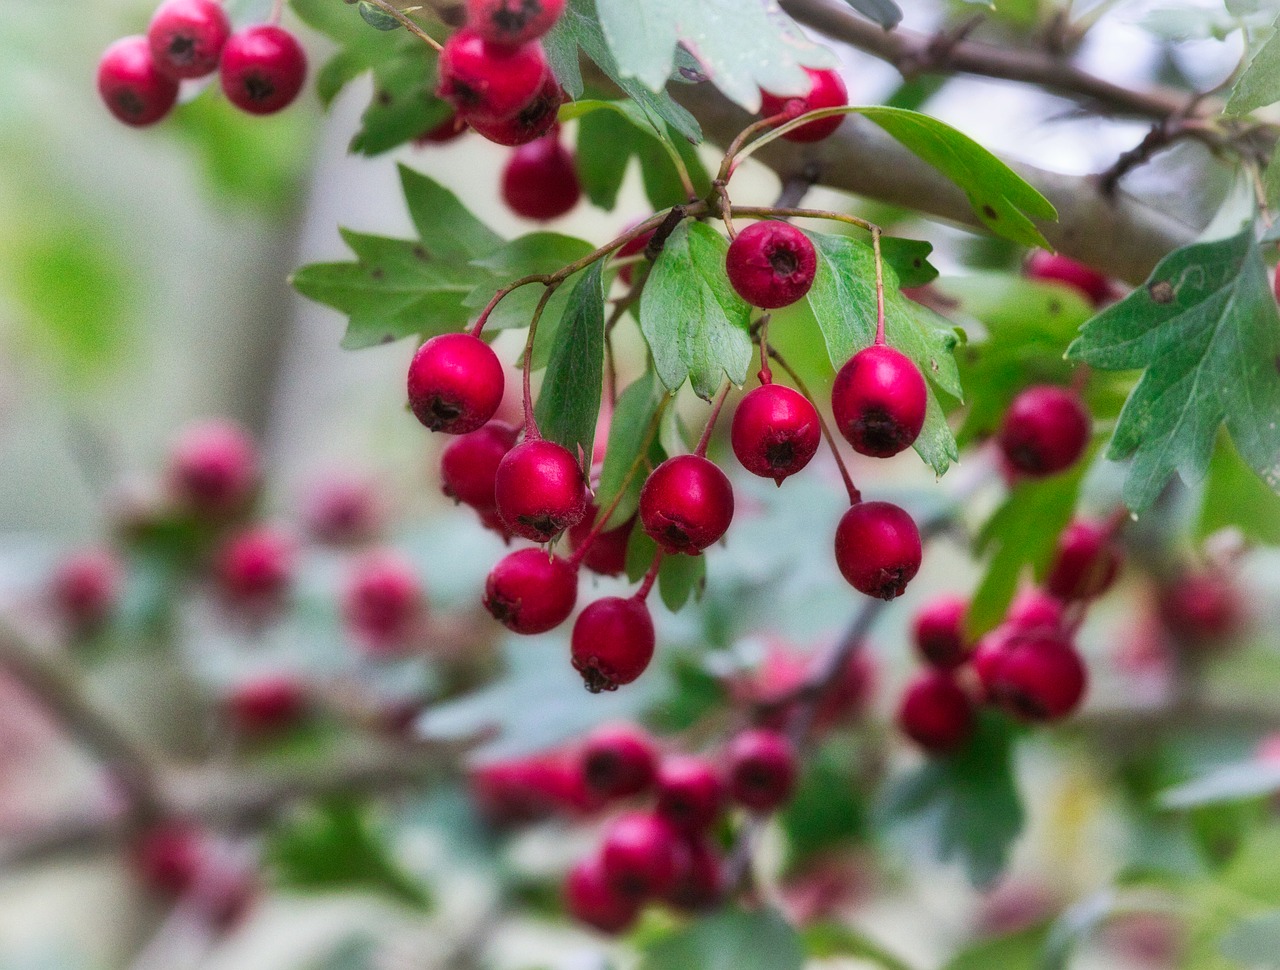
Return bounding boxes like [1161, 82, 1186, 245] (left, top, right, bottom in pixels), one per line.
[214, 525, 294, 608]
[220, 25, 308, 116]
[580, 723, 658, 800]
[731, 383, 821, 484]
[638, 454, 735, 555]
[759, 67, 849, 143]
[897, 670, 974, 754]
[132, 823, 206, 895]
[832, 345, 928, 458]
[97, 36, 180, 127]
[50, 548, 123, 635]
[465, 0, 566, 46]
[471, 754, 598, 826]
[1004, 587, 1065, 634]
[565, 857, 640, 934]
[570, 596, 655, 692]
[467, 72, 563, 146]
[342, 550, 426, 653]
[912, 595, 970, 670]
[726, 728, 797, 812]
[1046, 519, 1121, 601]
[724, 221, 818, 309]
[440, 421, 519, 511]
[989, 634, 1087, 721]
[167, 419, 259, 516]
[600, 811, 679, 900]
[568, 507, 635, 576]
[971, 630, 1013, 701]
[998, 385, 1090, 477]
[302, 475, 383, 546]
[436, 28, 548, 123]
[655, 756, 725, 832]
[666, 835, 725, 912]
[407, 333, 505, 434]
[227, 675, 307, 733]
[483, 547, 578, 634]
[494, 439, 587, 542]
[501, 131, 581, 220]
[147, 0, 230, 80]
[1158, 571, 1243, 643]
[833, 500, 922, 600]
[1025, 251, 1113, 307]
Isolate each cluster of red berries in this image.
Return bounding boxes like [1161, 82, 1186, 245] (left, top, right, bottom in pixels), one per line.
[131, 821, 258, 929]
[98, 0, 307, 126]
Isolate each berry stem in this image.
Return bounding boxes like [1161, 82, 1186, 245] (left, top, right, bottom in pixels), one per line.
[359, 0, 444, 51]
[872, 227, 887, 346]
[716, 114, 794, 185]
[633, 549, 663, 602]
[756, 315, 773, 385]
[268, 0, 285, 25]
[732, 205, 878, 235]
[694, 382, 733, 458]
[520, 284, 560, 440]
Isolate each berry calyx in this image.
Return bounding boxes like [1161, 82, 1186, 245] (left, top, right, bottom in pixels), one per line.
[580, 723, 658, 800]
[1046, 519, 1121, 601]
[570, 596, 655, 692]
[342, 550, 426, 654]
[1025, 251, 1113, 307]
[731, 383, 821, 484]
[998, 385, 1091, 477]
[1158, 571, 1243, 643]
[565, 857, 641, 934]
[897, 670, 974, 753]
[407, 333, 505, 434]
[989, 634, 1087, 722]
[568, 507, 635, 576]
[494, 438, 588, 542]
[726, 728, 797, 812]
[599, 811, 679, 900]
[220, 25, 308, 116]
[227, 675, 307, 734]
[759, 67, 849, 143]
[440, 421, 519, 511]
[483, 547, 578, 634]
[97, 36, 180, 127]
[467, 72, 563, 146]
[465, 0, 566, 47]
[147, 0, 231, 80]
[214, 525, 295, 609]
[912, 595, 970, 670]
[167, 420, 260, 516]
[50, 548, 123, 635]
[832, 345, 928, 458]
[833, 500, 922, 600]
[638, 455, 735, 555]
[436, 28, 548, 123]
[655, 756, 725, 832]
[501, 131, 581, 221]
[724, 221, 818, 309]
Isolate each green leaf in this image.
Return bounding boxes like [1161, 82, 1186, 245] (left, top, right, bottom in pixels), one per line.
[1159, 760, 1280, 809]
[357, 1, 400, 29]
[840, 0, 903, 30]
[1265, 149, 1280, 210]
[535, 262, 606, 464]
[595, 370, 667, 530]
[657, 552, 706, 612]
[465, 232, 594, 333]
[879, 236, 939, 288]
[943, 924, 1048, 970]
[802, 924, 915, 970]
[639, 221, 754, 400]
[779, 739, 869, 869]
[638, 907, 805, 970]
[400, 165, 503, 261]
[1197, 433, 1280, 544]
[1226, 15, 1280, 115]
[1219, 910, 1280, 967]
[1066, 227, 1280, 513]
[804, 231, 962, 475]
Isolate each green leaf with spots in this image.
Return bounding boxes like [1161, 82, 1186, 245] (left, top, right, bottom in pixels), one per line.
[879, 236, 939, 288]
[638, 907, 805, 970]
[465, 233, 594, 332]
[535, 262, 606, 465]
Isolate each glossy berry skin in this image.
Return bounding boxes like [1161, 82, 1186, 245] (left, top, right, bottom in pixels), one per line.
[440, 421, 519, 510]
[51, 549, 123, 634]
[725, 221, 818, 309]
[971, 633, 1012, 701]
[1005, 588, 1065, 634]
[1158, 572, 1242, 643]
[342, 551, 425, 653]
[912, 596, 970, 670]
[148, 0, 230, 80]
[437, 29, 548, 123]
[1046, 520, 1121, 601]
[990, 634, 1087, 722]
[897, 671, 974, 754]
[303, 475, 383, 546]
[600, 811, 679, 900]
[759, 67, 849, 143]
[227, 675, 307, 733]
[407, 333, 505, 434]
[666, 836, 725, 912]
[502, 132, 580, 220]
[467, 73, 563, 146]
[220, 26, 307, 116]
[832, 345, 928, 458]
[568, 508, 635, 577]
[97, 36, 180, 127]
[483, 547, 578, 634]
[999, 385, 1090, 477]
[731, 383, 821, 484]
[834, 501, 922, 600]
[167, 420, 259, 516]
[1026, 251, 1113, 307]
[466, 0, 565, 45]
[565, 857, 640, 934]
[655, 756, 725, 832]
[726, 728, 797, 812]
[571, 596, 655, 692]
[639, 455, 735, 555]
[215, 526, 294, 606]
[581, 723, 658, 800]
[494, 439, 587, 542]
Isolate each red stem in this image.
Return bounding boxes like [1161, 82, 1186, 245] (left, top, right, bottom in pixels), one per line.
[634, 549, 663, 602]
[694, 382, 733, 458]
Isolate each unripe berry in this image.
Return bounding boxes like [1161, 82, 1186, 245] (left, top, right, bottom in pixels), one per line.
[989, 634, 1087, 721]
[565, 857, 640, 934]
[437, 29, 548, 123]
[465, 0, 566, 45]
[897, 671, 974, 753]
[998, 385, 1090, 477]
[834, 500, 922, 600]
[342, 550, 426, 653]
[440, 421, 519, 510]
[655, 756, 725, 832]
[97, 36, 180, 127]
[483, 547, 578, 634]
[1025, 251, 1113, 307]
[832, 345, 928, 458]
[494, 439, 588, 542]
[407, 333, 505, 434]
[600, 811, 679, 900]
[580, 723, 658, 800]
[665, 836, 725, 912]
[147, 0, 230, 80]
[214, 525, 294, 608]
[227, 675, 307, 733]
[571, 596, 655, 692]
[1158, 571, 1243, 643]
[724, 221, 818, 309]
[639, 454, 735, 555]
[1046, 519, 1121, 601]
[1005, 587, 1065, 634]
[167, 420, 259, 516]
[132, 823, 207, 895]
[467, 72, 563, 146]
[220, 25, 308, 115]
[726, 728, 797, 812]
[759, 67, 848, 143]
[568, 507, 635, 577]
[731, 383, 821, 484]
[302, 475, 383, 546]
[50, 548, 123, 635]
[501, 131, 581, 221]
[912, 595, 970, 670]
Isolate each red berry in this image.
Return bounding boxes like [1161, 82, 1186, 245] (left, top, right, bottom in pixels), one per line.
[565, 856, 640, 934]
[407, 333, 505, 434]
[580, 723, 658, 800]
[1025, 251, 1113, 307]
[655, 756, 725, 832]
[220, 25, 307, 115]
[998, 385, 1090, 477]
[415, 114, 467, 145]
[133, 823, 206, 895]
[834, 501, 922, 600]
[465, 0, 565, 45]
[912, 596, 970, 670]
[302, 475, 383, 546]
[97, 36, 180, 127]
[638, 454, 735, 555]
[1046, 519, 1121, 601]
[600, 811, 679, 900]
[832, 345, 928, 458]
[227, 675, 307, 733]
[731, 383, 821, 484]
[570, 596, 655, 692]
[1005, 588, 1065, 634]
[616, 229, 655, 286]
[436, 28, 548, 123]
[215, 525, 294, 607]
[167, 420, 259, 516]
[759, 67, 848, 143]
[483, 547, 578, 634]
[990, 634, 1087, 721]
[724, 221, 818, 309]
[971, 630, 1014, 700]
[440, 421, 519, 510]
[467, 72, 563, 145]
[726, 728, 797, 812]
[147, 0, 230, 79]
[568, 507, 636, 577]
[897, 671, 974, 753]
[342, 550, 426, 653]
[501, 131, 580, 220]
[665, 836, 725, 912]
[470, 754, 599, 826]
[1158, 571, 1243, 643]
[494, 439, 588, 542]
[50, 548, 123, 634]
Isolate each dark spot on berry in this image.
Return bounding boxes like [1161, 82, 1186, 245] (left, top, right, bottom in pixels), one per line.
[852, 409, 911, 456]
[1149, 280, 1175, 304]
[574, 659, 617, 694]
[1002, 686, 1048, 720]
[982, 205, 998, 220]
[584, 752, 619, 789]
[167, 34, 196, 65]
[764, 439, 796, 470]
[873, 567, 910, 600]
[485, 593, 517, 624]
[244, 73, 276, 103]
[518, 512, 562, 540]
[767, 245, 799, 277]
[491, 0, 542, 35]
[113, 91, 146, 119]
[423, 396, 463, 429]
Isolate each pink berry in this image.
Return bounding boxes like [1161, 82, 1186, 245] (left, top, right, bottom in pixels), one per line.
[167, 419, 259, 516]
[726, 728, 797, 812]
[832, 345, 928, 458]
[147, 0, 230, 79]
[465, 0, 566, 45]
[568, 508, 636, 577]
[1158, 571, 1243, 643]
[215, 525, 294, 607]
[999, 385, 1090, 477]
[600, 811, 679, 900]
[220, 25, 307, 115]
[725, 221, 818, 309]
[483, 547, 578, 634]
[1005, 588, 1065, 634]
[467, 72, 563, 146]
[436, 28, 548, 123]
[440, 421, 519, 510]
[50, 548, 123, 634]
[655, 756, 725, 832]
[501, 131, 580, 220]
[833, 500, 922, 600]
[638, 454, 735, 555]
[1025, 251, 1113, 307]
[665, 836, 725, 912]
[571, 596, 655, 692]
[97, 36, 180, 127]
[897, 671, 974, 753]
[971, 630, 1014, 701]
[581, 723, 659, 800]
[302, 475, 383, 546]
[912, 595, 970, 670]
[990, 634, 1087, 721]
[342, 550, 426, 653]
[1046, 519, 1121, 601]
[470, 754, 599, 826]
[731, 384, 821, 484]
[227, 675, 307, 733]
[759, 67, 849, 143]
[494, 438, 588, 542]
[407, 333, 505, 434]
[132, 823, 206, 895]
[565, 856, 640, 934]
